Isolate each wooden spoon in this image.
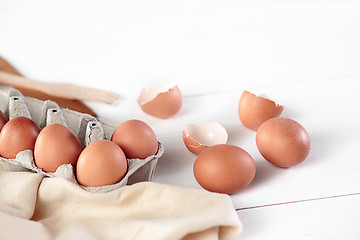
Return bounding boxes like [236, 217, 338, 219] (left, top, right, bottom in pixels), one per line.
[0, 56, 97, 117]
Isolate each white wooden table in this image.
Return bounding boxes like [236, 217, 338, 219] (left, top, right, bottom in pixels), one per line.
[1, 0, 360, 239]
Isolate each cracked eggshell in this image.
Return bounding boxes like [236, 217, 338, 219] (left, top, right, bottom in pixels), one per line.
[182, 122, 228, 155]
[138, 81, 183, 119]
[238, 90, 284, 130]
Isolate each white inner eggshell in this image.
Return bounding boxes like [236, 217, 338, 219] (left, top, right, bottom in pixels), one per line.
[137, 81, 177, 105]
[253, 92, 283, 107]
[184, 122, 228, 146]
[259, 94, 282, 105]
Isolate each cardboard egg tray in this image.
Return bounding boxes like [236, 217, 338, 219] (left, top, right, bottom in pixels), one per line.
[0, 85, 164, 193]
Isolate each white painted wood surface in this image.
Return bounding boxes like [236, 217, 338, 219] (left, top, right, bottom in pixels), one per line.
[1, 0, 360, 239]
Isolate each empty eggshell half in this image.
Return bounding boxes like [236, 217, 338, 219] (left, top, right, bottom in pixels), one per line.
[238, 90, 284, 131]
[138, 81, 183, 119]
[183, 122, 228, 155]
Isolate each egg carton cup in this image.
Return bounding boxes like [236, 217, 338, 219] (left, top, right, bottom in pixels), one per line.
[0, 85, 164, 193]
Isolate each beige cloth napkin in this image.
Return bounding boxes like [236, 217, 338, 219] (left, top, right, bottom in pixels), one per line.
[0, 170, 242, 240]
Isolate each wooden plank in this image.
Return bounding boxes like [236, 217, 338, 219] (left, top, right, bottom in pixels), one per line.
[151, 76, 360, 210]
[236, 194, 360, 239]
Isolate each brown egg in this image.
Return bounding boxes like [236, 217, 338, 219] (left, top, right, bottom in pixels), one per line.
[34, 124, 83, 172]
[0, 117, 40, 159]
[111, 119, 158, 159]
[76, 140, 128, 187]
[182, 122, 228, 155]
[256, 118, 311, 168]
[0, 110, 7, 132]
[138, 81, 183, 119]
[193, 144, 256, 194]
[238, 90, 284, 130]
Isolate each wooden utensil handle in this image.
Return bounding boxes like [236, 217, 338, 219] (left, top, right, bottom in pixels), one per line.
[0, 70, 120, 104]
[0, 70, 46, 90]
[0, 57, 97, 116]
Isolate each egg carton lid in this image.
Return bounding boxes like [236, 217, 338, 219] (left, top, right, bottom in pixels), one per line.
[0, 85, 164, 193]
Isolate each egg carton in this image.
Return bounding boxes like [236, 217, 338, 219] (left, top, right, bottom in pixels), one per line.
[0, 85, 164, 193]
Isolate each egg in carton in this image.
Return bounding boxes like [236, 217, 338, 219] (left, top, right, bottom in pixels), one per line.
[0, 85, 164, 193]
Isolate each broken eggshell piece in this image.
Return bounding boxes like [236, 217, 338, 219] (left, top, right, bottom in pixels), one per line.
[182, 122, 228, 155]
[137, 81, 183, 119]
[238, 90, 284, 131]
